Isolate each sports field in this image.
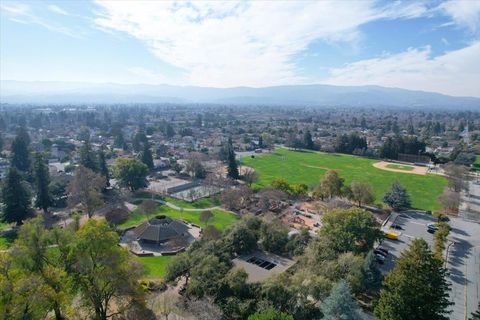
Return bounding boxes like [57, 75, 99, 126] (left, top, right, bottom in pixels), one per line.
[243, 148, 447, 211]
[385, 164, 414, 171]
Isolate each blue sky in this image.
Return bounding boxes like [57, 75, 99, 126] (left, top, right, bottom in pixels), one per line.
[1, 0, 479, 97]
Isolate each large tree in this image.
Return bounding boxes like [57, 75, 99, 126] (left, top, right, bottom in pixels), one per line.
[10, 133, 30, 172]
[226, 138, 239, 179]
[67, 166, 106, 218]
[351, 181, 375, 207]
[97, 147, 110, 187]
[318, 170, 344, 199]
[319, 207, 383, 253]
[14, 217, 71, 320]
[375, 238, 452, 320]
[33, 153, 53, 214]
[140, 142, 154, 171]
[321, 280, 365, 320]
[383, 181, 411, 211]
[303, 129, 314, 150]
[79, 139, 97, 172]
[113, 158, 149, 191]
[68, 219, 144, 320]
[1, 167, 31, 225]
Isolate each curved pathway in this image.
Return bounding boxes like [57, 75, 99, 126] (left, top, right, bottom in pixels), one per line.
[132, 197, 221, 212]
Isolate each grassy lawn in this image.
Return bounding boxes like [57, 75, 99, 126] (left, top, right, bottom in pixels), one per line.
[243, 148, 447, 211]
[118, 205, 238, 230]
[385, 164, 415, 171]
[135, 255, 173, 279]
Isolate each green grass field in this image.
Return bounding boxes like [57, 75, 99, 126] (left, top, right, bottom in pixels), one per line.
[385, 164, 415, 171]
[136, 255, 173, 279]
[118, 204, 238, 230]
[243, 148, 447, 211]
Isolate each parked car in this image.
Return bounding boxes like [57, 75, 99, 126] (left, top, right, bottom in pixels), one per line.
[391, 224, 403, 230]
[374, 248, 388, 257]
[384, 231, 400, 240]
[375, 254, 385, 264]
[376, 247, 389, 255]
[427, 223, 438, 233]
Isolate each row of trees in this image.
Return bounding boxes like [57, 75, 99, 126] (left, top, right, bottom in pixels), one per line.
[309, 170, 411, 211]
[380, 135, 426, 160]
[2, 156, 149, 224]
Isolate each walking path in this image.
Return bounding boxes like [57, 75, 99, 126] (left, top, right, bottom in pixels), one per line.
[132, 197, 221, 212]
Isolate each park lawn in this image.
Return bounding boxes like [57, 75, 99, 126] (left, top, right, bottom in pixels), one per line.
[243, 148, 447, 211]
[385, 164, 415, 171]
[118, 205, 238, 231]
[136, 255, 174, 279]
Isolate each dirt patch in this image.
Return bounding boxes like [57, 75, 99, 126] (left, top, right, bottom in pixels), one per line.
[373, 161, 428, 175]
[300, 163, 332, 171]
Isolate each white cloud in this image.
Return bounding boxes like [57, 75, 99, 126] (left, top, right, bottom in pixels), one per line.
[438, 0, 480, 32]
[93, 0, 428, 87]
[47, 4, 69, 16]
[1, 2, 79, 38]
[324, 42, 480, 97]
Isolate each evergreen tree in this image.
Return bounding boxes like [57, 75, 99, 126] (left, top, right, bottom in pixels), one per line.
[375, 238, 452, 320]
[471, 303, 480, 320]
[303, 129, 314, 150]
[362, 250, 382, 292]
[321, 280, 365, 320]
[258, 134, 263, 148]
[1, 167, 31, 225]
[79, 139, 97, 172]
[97, 147, 110, 187]
[33, 153, 53, 214]
[140, 142, 154, 170]
[10, 133, 31, 172]
[226, 138, 239, 179]
[383, 181, 411, 211]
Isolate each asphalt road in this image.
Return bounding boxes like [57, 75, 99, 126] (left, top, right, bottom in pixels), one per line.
[379, 211, 480, 320]
[447, 217, 480, 320]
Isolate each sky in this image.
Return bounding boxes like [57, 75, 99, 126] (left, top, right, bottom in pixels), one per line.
[1, 0, 480, 97]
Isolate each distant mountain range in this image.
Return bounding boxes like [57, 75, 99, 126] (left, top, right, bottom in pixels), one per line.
[1, 80, 479, 108]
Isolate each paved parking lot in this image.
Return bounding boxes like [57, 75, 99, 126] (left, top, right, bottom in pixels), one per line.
[378, 211, 480, 320]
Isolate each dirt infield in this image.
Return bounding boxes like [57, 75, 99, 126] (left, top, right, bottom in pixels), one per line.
[373, 161, 428, 175]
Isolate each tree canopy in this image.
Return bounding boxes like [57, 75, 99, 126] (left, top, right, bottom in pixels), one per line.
[113, 158, 149, 191]
[375, 238, 452, 320]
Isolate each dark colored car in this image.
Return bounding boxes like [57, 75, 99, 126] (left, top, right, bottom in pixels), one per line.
[374, 249, 388, 257]
[427, 223, 438, 233]
[375, 254, 385, 264]
[375, 247, 389, 255]
[391, 224, 403, 230]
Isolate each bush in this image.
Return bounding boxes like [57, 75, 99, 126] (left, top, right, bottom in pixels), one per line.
[105, 207, 129, 225]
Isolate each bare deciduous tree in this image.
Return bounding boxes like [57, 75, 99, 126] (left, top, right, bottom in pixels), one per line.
[67, 166, 106, 218]
[438, 187, 461, 213]
[242, 167, 258, 186]
[443, 164, 468, 192]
